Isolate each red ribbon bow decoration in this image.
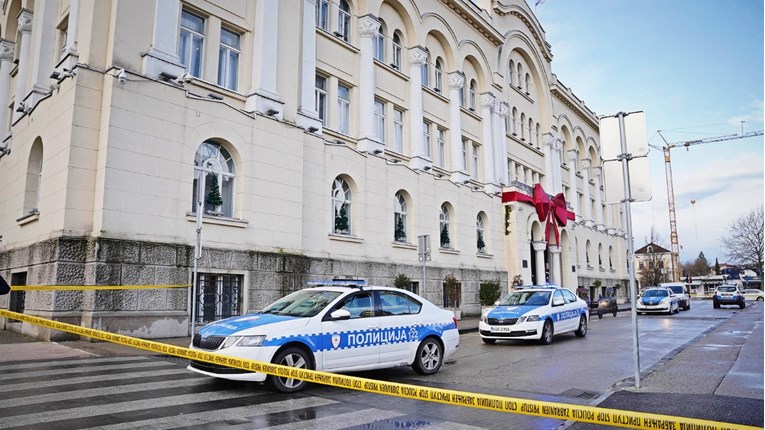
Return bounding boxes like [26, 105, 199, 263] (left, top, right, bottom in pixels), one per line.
[502, 184, 575, 245]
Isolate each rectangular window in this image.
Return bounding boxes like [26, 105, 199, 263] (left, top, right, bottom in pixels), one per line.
[374, 31, 384, 62]
[337, 83, 351, 134]
[217, 28, 240, 91]
[316, 0, 329, 30]
[179, 10, 206, 78]
[393, 108, 404, 153]
[423, 121, 431, 158]
[392, 40, 402, 69]
[195, 273, 242, 324]
[315, 75, 328, 126]
[437, 128, 446, 168]
[461, 139, 468, 170]
[338, 7, 351, 42]
[58, 18, 69, 57]
[472, 143, 479, 176]
[374, 100, 385, 142]
[421, 63, 429, 87]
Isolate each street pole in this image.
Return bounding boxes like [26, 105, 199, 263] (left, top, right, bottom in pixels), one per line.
[617, 112, 641, 388]
[191, 171, 205, 336]
[418, 235, 431, 297]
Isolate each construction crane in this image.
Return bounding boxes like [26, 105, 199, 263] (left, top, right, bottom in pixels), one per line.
[651, 129, 764, 282]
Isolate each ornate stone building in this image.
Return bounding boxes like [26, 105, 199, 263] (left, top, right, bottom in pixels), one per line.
[0, 0, 627, 340]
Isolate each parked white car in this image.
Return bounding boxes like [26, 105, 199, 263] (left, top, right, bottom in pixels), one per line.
[742, 289, 764, 301]
[188, 280, 459, 392]
[479, 285, 589, 345]
[660, 282, 691, 310]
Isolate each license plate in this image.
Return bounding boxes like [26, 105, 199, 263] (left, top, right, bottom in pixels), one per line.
[491, 326, 514, 332]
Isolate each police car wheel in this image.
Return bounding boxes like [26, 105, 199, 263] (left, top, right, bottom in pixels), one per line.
[574, 315, 587, 338]
[412, 337, 443, 375]
[539, 320, 554, 345]
[268, 347, 312, 393]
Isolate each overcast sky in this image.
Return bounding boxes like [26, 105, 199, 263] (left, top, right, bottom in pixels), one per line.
[535, 0, 764, 266]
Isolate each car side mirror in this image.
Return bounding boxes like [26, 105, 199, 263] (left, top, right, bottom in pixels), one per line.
[552, 298, 565, 307]
[329, 309, 351, 320]
[494, 300, 499, 306]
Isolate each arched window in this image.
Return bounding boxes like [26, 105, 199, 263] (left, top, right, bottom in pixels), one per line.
[394, 192, 407, 242]
[391, 31, 402, 70]
[516, 63, 523, 89]
[24, 139, 43, 216]
[469, 79, 477, 110]
[193, 141, 236, 217]
[374, 21, 385, 62]
[439, 203, 451, 248]
[337, 0, 351, 42]
[434, 57, 443, 92]
[535, 123, 541, 146]
[508, 60, 515, 86]
[476, 213, 486, 253]
[315, 0, 329, 31]
[511, 108, 518, 135]
[421, 49, 430, 87]
[332, 177, 352, 234]
[528, 118, 533, 145]
[525, 73, 531, 94]
[520, 113, 526, 140]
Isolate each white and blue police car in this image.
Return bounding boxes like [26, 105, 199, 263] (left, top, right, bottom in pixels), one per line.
[188, 280, 459, 392]
[479, 285, 589, 345]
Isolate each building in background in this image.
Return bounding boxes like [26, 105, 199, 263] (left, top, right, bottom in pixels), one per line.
[0, 0, 627, 340]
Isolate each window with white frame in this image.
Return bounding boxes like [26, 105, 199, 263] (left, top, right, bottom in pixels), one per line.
[536, 124, 541, 146]
[337, 0, 351, 42]
[193, 141, 236, 217]
[472, 143, 479, 176]
[423, 121, 431, 158]
[179, 10, 206, 78]
[461, 138, 468, 171]
[516, 64, 523, 88]
[217, 27, 240, 91]
[337, 83, 351, 134]
[57, 18, 68, 58]
[520, 113, 526, 140]
[476, 213, 486, 253]
[392, 32, 402, 69]
[315, 75, 328, 125]
[374, 99, 385, 142]
[316, 0, 329, 31]
[469, 80, 476, 110]
[525, 74, 531, 94]
[434, 58, 443, 92]
[437, 128, 446, 168]
[374, 23, 385, 62]
[393, 108, 404, 152]
[421, 50, 430, 87]
[23, 139, 43, 216]
[332, 177, 352, 234]
[511, 108, 518, 135]
[394, 192, 407, 242]
[508, 60, 515, 86]
[439, 204, 451, 248]
[528, 118, 533, 145]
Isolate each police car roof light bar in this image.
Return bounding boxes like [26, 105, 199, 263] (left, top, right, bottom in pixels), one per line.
[307, 279, 368, 288]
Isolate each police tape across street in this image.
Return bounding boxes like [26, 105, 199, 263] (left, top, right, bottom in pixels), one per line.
[0, 309, 755, 430]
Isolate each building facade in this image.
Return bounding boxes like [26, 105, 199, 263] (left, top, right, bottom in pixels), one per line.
[0, 0, 627, 340]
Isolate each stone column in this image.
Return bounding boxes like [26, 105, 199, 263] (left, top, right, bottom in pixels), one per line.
[296, 0, 322, 133]
[542, 133, 554, 191]
[355, 15, 382, 153]
[59, 0, 80, 71]
[407, 46, 430, 171]
[0, 40, 14, 142]
[447, 71, 468, 182]
[580, 158, 593, 226]
[28, 0, 58, 107]
[13, 10, 33, 121]
[567, 149, 579, 217]
[142, 0, 185, 79]
[508, 159, 516, 182]
[245, 0, 284, 119]
[549, 245, 562, 286]
[532, 241, 548, 285]
[480, 93, 497, 192]
[497, 103, 509, 185]
[593, 166, 604, 228]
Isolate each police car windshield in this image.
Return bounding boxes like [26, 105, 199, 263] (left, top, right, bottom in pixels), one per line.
[642, 289, 667, 297]
[498, 290, 551, 306]
[261, 290, 342, 317]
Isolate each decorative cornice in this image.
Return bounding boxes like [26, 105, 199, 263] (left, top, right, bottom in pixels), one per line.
[508, 11, 552, 62]
[440, 0, 503, 47]
[551, 86, 599, 131]
[447, 71, 465, 89]
[407, 46, 427, 66]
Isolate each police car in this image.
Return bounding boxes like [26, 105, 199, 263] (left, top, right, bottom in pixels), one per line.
[479, 285, 589, 345]
[188, 280, 459, 392]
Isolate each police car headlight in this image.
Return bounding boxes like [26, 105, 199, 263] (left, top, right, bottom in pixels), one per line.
[660, 298, 670, 304]
[520, 315, 540, 323]
[221, 335, 266, 348]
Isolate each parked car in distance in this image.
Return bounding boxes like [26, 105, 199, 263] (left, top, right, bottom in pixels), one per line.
[637, 287, 679, 315]
[660, 282, 691, 311]
[713, 284, 745, 309]
[589, 296, 618, 319]
[742, 289, 764, 301]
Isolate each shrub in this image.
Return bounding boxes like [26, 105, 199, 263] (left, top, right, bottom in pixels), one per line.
[443, 274, 461, 308]
[393, 273, 411, 289]
[479, 279, 501, 306]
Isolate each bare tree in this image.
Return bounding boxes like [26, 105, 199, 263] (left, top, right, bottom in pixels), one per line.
[638, 228, 668, 288]
[721, 206, 764, 276]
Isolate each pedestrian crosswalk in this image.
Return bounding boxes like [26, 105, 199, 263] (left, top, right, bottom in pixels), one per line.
[0, 355, 516, 430]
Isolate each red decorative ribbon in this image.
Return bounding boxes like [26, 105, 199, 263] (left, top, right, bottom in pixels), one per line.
[502, 183, 575, 245]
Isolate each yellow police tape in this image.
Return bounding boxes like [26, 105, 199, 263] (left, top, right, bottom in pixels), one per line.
[10, 284, 189, 291]
[0, 309, 756, 430]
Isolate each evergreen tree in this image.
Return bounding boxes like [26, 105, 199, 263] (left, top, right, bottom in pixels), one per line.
[714, 258, 721, 275]
[477, 230, 485, 251]
[394, 216, 406, 242]
[440, 223, 450, 247]
[205, 175, 224, 208]
[334, 206, 349, 233]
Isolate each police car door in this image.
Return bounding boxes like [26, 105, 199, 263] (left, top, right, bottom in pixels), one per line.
[321, 291, 379, 370]
[551, 290, 571, 332]
[376, 290, 423, 365]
